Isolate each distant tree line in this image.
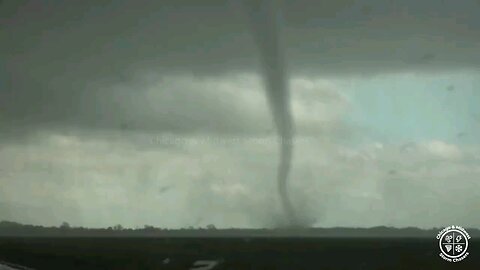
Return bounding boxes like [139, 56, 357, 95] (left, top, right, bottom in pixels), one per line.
[1, 220, 479, 238]
[0, 220, 221, 237]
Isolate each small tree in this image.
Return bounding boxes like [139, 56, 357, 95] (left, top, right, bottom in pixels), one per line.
[144, 225, 155, 231]
[60, 222, 70, 229]
[113, 224, 123, 231]
[206, 224, 216, 230]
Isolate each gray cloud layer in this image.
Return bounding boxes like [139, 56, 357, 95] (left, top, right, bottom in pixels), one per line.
[2, 0, 480, 135]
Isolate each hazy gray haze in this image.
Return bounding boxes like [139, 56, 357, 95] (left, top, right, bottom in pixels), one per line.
[1, 0, 480, 229]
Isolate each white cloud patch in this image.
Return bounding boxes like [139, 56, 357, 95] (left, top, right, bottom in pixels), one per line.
[291, 77, 350, 135]
[424, 140, 463, 160]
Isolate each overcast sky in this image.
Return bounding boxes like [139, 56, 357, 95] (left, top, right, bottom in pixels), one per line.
[1, 0, 480, 229]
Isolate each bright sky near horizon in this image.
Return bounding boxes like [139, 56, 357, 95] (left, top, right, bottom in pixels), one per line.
[337, 72, 480, 145]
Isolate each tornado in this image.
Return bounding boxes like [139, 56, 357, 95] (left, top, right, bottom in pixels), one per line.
[241, 0, 297, 226]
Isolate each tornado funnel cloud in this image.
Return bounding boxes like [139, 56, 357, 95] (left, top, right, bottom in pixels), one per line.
[241, 0, 297, 226]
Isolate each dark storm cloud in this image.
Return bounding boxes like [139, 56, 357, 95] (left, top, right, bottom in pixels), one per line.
[1, 0, 480, 135]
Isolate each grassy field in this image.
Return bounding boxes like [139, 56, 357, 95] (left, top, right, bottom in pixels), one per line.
[0, 237, 478, 269]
